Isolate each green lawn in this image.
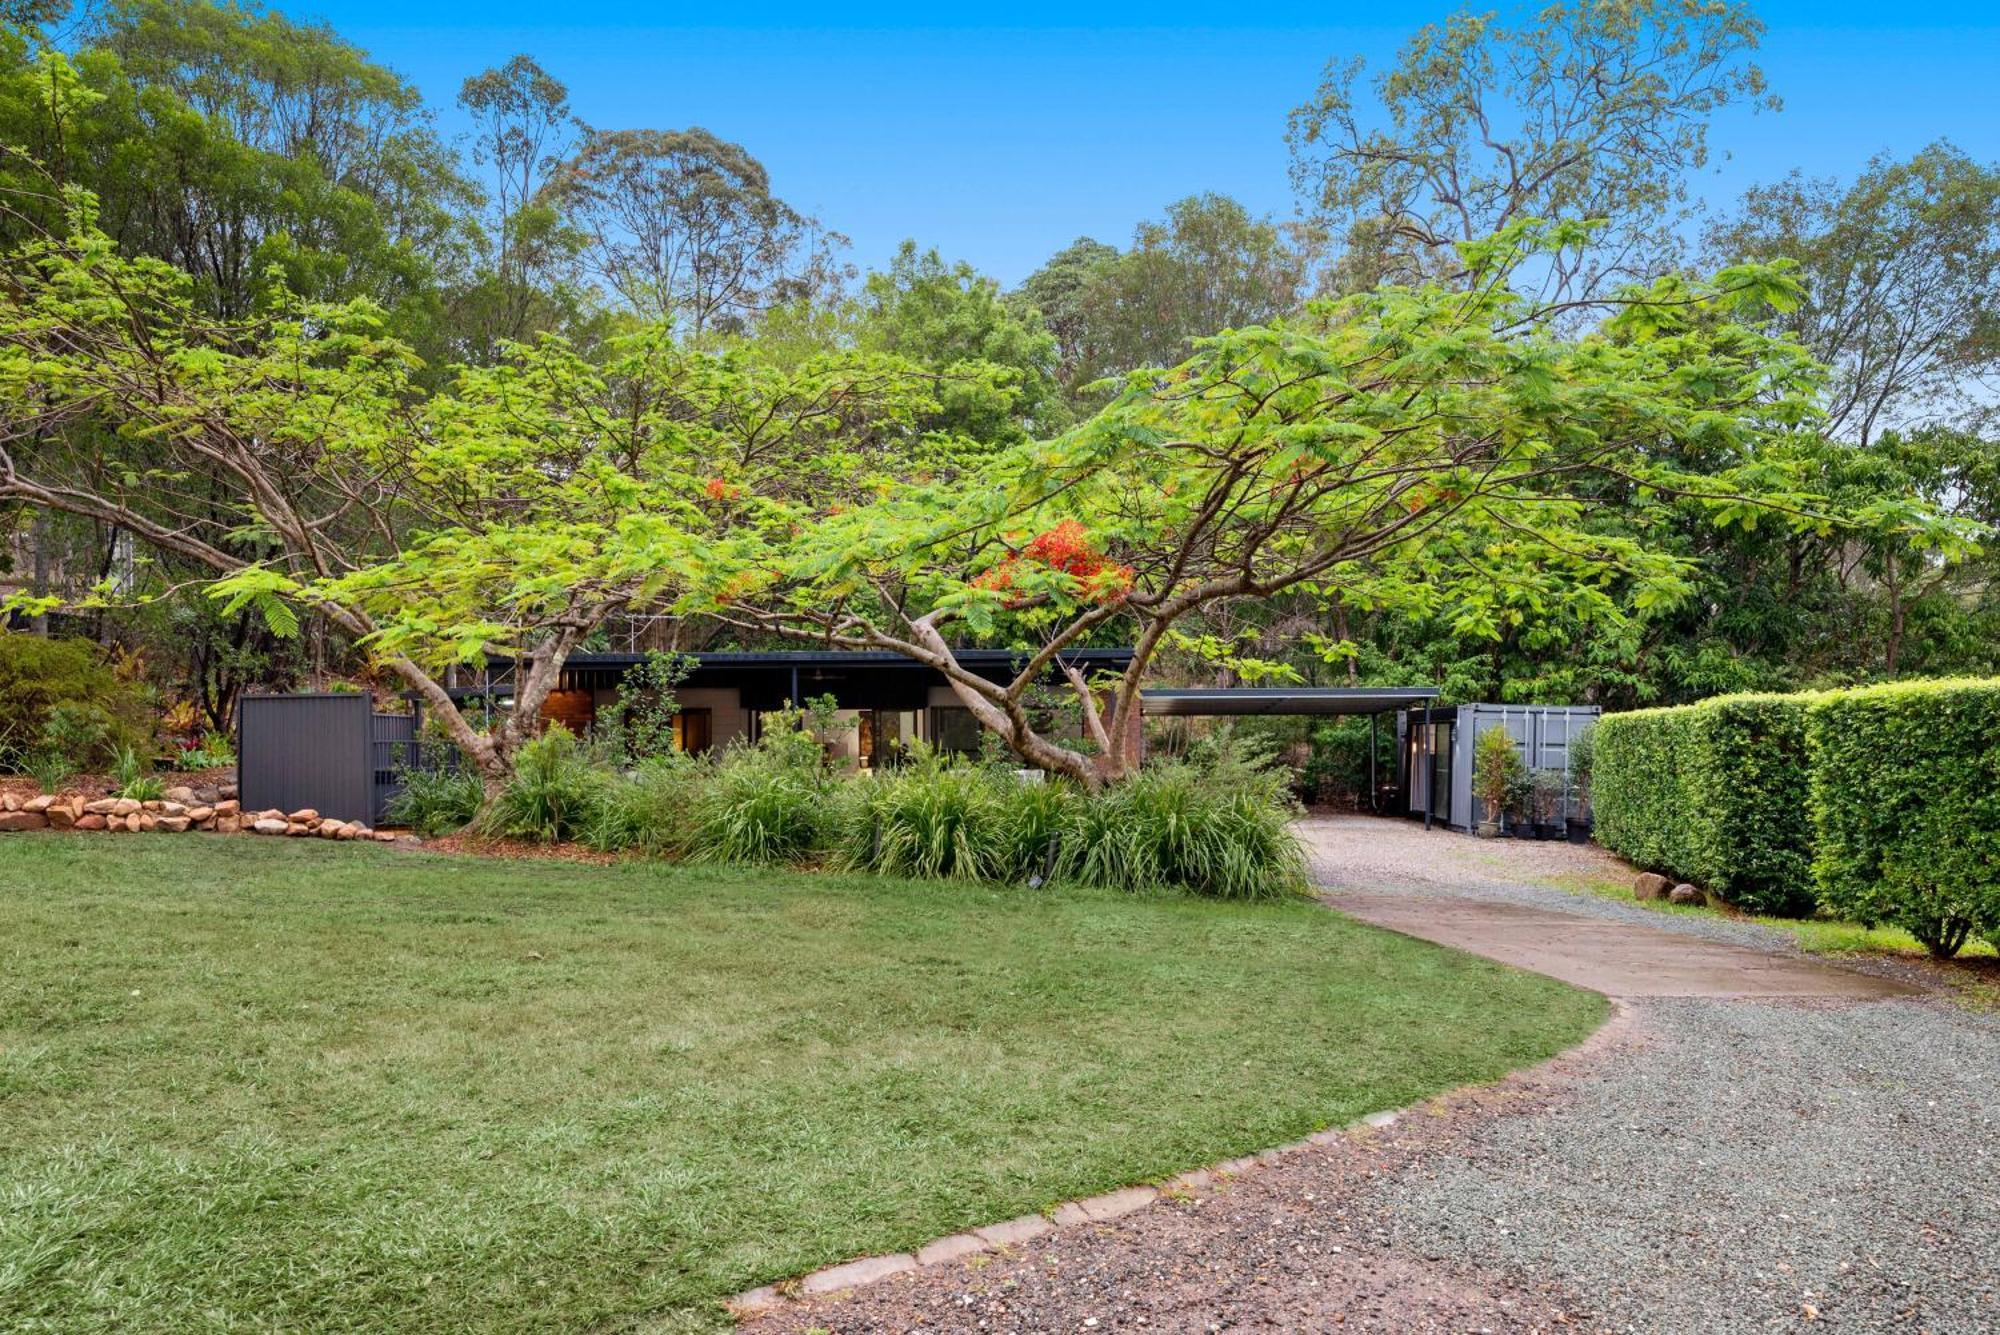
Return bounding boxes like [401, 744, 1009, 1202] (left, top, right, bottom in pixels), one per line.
[0, 837, 1604, 1332]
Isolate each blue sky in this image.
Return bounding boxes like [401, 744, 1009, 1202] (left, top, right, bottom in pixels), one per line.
[303, 1, 2000, 285]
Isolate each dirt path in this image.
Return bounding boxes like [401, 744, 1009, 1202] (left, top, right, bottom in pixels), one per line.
[736, 816, 1997, 1334]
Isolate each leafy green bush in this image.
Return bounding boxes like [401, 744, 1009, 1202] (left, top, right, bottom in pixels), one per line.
[1472, 725, 1526, 828]
[687, 743, 833, 865]
[24, 749, 76, 794]
[120, 774, 166, 803]
[834, 751, 1093, 885]
[1567, 721, 1596, 817]
[0, 634, 153, 771]
[1065, 761, 1305, 901]
[1807, 680, 2000, 958]
[1593, 695, 1817, 915]
[584, 754, 709, 856]
[110, 744, 148, 791]
[475, 728, 608, 843]
[385, 763, 485, 835]
[173, 732, 238, 771]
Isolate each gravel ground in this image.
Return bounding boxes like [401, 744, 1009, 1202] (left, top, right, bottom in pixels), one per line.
[1381, 998, 2000, 1333]
[739, 820, 2000, 1334]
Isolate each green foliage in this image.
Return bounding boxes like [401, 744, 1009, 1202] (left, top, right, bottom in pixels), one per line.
[172, 731, 236, 771]
[839, 758, 1012, 881]
[1567, 721, 1596, 815]
[24, 748, 75, 794]
[686, 744, 833, 866]
[384, 763, 484, 836]
[595, 650, 695, 764]
[119, 774, 165, 803]
[1472, 725, 1527, 825]
[109, 743, 147, 790]
[475, 727, 607, 843]
[582, 753, 707, 856]
[1594, 694, 1818, 915]
[1807, 680, 2000, 958]
[0, 634, 151, 770]
[1065, 761, 1306, 901]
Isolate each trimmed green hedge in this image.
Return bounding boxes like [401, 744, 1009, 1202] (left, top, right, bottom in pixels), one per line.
[1808, 679, 2000, 957]
[1593, 693, 1817, 916]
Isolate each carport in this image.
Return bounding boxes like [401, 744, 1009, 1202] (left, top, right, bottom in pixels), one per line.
[1139, 686, 1440, 815]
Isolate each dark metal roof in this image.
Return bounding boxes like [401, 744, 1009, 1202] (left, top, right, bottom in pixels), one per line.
[554, 648, 1136, 670]
[1139, 686, 1439, 717]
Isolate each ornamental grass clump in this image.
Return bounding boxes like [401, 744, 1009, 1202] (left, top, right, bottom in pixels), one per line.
[840, 758, 1010, 881]
[386, 763, 485, 835]
[475, 727, 609, 843]
[1066, 761, 1305, 901]
[584, 754, 709, 856]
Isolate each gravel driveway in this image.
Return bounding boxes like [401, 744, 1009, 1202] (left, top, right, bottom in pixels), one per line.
[740, 817, 2000, 1334]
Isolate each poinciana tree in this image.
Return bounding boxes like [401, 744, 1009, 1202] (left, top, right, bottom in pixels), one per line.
[709, 223, 1975, 789]
[0, 191, 965, 789]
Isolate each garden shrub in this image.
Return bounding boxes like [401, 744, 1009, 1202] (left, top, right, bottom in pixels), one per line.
[386, 762, 485, 835]
[1593, 694, 1817, 915]
[687, 742, 834, 865]
[584, 754, 708, 856]
[476, 727, 608, 843]
[1807, 679, 2000, 958]
[839, 759, 1010, 881]
[0, 633, 152, 770]
[1065, 761, 1305, 901]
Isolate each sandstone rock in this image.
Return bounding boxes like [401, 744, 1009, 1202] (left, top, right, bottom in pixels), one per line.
[0, 791, 18, 812]
[219, 783, 240, 801]
[47, 806, 75, 830]
[84, 798, 120, 815]
[374, 830, 398, 843]
[163, 785, 197, 806]
[1669, 882, 1706, 906]
[0, 811, 48, 831]
[75, 813, 108, 831]
[214, 799, 240, 816]
[317, 821, 343, 839]
[1634, 872, 1672, 901]
[21, 794, 53, 814]
[142, 800, 162, 812]
[155, 815, 191, 833]
[335, 823, 361, 840]
[187, 805, 214, 823]
[286, 808, 319, 823]
[111, 798, 141, 817]
[159, 800, 188, 817]
[216, 815, 241, 834]
[252, 817, 288, 835]
[134, 812, 156, 832]
[284, 822, 310, 837]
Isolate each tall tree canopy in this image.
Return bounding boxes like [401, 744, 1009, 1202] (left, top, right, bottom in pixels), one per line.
[706, 224, 1966, 786]
[1287, 0, 1776, 298]
[1706, 142, 2000, 445]
[0, 197, 953, 785]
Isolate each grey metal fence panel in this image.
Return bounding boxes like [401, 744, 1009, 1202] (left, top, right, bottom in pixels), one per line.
[370, 712, 421, 825]
[237, 694, 375, 824]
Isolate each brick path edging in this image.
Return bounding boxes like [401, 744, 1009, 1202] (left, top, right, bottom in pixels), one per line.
[727, 999, 1635, 1321]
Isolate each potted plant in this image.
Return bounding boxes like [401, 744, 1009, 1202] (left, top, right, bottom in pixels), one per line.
[1565, 722, 1596, 843]
[1532, 769, 1566, 840]
[1472, 726, 1525, 838]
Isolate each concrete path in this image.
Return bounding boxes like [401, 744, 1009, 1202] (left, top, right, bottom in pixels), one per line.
[1306, 814, 1919, 1000]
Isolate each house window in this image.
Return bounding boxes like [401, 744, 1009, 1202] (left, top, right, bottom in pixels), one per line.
[672, 708, 713, 755]
[929, 706, 983, 757]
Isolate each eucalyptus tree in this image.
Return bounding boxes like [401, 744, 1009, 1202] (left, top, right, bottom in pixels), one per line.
[1287, 0, 1776, 299]
[548, 125, 843, 338]
[1707, 143, 2000, 445]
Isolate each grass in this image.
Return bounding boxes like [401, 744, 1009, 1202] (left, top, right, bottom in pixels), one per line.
[0, 836, 1605, 1333]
